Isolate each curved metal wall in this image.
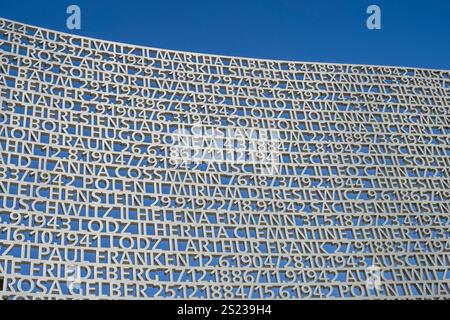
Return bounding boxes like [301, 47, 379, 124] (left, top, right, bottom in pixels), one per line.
[0, 17, 449, 299]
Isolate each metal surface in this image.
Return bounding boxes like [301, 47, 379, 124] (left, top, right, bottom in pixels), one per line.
[0, 17, 449, 299]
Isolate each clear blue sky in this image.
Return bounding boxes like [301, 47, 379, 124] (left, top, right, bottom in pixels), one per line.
[0, 0, 449, 70]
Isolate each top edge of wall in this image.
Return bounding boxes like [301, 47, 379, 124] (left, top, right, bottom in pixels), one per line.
[1, 16, 449, 73]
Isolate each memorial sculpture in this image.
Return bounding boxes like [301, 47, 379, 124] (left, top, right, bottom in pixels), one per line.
[0, 18, 448, 299]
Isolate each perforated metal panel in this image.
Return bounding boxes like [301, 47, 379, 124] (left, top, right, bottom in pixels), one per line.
[0, 17, 448, 299]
